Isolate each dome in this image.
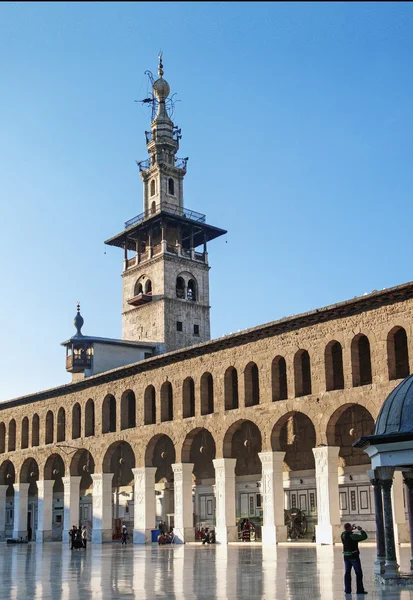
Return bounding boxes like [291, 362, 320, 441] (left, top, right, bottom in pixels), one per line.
[375, 374, 413, 435]
[153, 77, 170, 101]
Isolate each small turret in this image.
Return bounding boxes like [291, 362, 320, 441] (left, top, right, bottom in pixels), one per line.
[65, 304, 93, 376]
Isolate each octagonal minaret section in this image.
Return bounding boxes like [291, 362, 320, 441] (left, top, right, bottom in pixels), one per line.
[105, 56, 227, 354]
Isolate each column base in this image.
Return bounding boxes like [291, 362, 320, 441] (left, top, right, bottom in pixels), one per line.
[91, 529, 113, 544]
[133, 529, 152, 544]
[173, 527, 194, 544]
[36, 530, 53, 543]
[12, 530, 27, 541]
[374, 557, 385, 575]
[315, 524, 341, 545]
[215, 526, 238, 545]
[383, 560, 400, 579]
[261, 525, 288, 545]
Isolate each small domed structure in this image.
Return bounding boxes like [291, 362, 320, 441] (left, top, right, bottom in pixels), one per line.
[375, 374, 413, 435]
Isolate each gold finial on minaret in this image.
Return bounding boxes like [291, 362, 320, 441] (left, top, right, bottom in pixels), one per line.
[158, 51, 164, 77]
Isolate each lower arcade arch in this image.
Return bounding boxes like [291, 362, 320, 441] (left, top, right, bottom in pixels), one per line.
[20, 458, 39, 541]
[145, 434, 176, 528]
[0, 460, 15, 538]
[44, 454, 66, 541]
[103, 441, 135, 539]
[272, 412, 316, 472]
[326, 404, 375, 467]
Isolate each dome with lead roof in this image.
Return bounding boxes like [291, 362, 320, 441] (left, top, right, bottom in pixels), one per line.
[375, 374, 413, 435]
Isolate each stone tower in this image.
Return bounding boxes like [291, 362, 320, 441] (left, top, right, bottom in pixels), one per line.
[105, 56, 226, 354]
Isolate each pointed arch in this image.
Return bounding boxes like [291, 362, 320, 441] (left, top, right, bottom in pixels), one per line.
[200, 372, 214, 415]
[57, 408, 66, 443]
[387, 326, 409, 380]
[150, 179, 156, 196]
[160, 382, 173, 422]
[72, 403, 81, 440]
[224, 367, 239, 410]
[351, 334, 372, 387]
[272, 356, 288, 401]
[223, 420, 262, 476]
[8, 419, 16, 451]
[21, 417, 29, 450]
[244, 362, 260, 407]
[325, 341, 344, 391]
[102, 394, 116, 434]
[294, 349, 312, 397]
[32, 414, 39, 447]
[168, 177, 175, 195]
[272, 412, 316, 471]
[144, 386, 156, 425]
[85, 399, 95, 437]
[182, 377, 195, 418]
[121, 390, 136, 430]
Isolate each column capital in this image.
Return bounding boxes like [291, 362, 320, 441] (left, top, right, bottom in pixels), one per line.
[213, 458, 237, 479]
[259, 451, 285, 471]
[172, 463, 194, 477]
[62, 475, 82, 487]
[36, 479, 54, 492]
[91, 472, 114, 484]
[13, 482, 30, 492]
[376, 466, 395, 486]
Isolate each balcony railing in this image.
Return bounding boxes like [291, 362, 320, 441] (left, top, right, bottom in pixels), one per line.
[125, 201, 206, 229]
[136, 156, 188, 173]
[66, 354, 92, 372]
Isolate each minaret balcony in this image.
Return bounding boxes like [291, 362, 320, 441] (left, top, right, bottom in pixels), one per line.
[66, 354, 92, 373]
[127, 292, 153, 307]
[124, 245, 207, 271]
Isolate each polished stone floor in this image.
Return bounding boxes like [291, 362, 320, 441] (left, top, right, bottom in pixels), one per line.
[1, 542, 413, 599]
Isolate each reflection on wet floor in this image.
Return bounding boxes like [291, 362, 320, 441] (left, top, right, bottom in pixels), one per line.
[1, 543, 413, 599]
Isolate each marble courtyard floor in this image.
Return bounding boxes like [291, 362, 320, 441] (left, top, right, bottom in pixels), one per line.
[1, 542, 413, 600]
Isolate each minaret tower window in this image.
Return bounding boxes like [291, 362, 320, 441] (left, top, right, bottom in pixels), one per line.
[168, 178, 175, 195]
[150, 180, 156, 196]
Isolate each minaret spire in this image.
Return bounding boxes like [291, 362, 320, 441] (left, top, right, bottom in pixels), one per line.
[158, 51, 164, 77]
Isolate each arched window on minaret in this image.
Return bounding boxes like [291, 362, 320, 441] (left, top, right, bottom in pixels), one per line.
[150, 180, 156, 196]
[168, 178, 175, 195]
[176, 277, 185, 299]
[151, 201, 156, 214]
[187, 279, 196, 301]
[145, 280, 152, 295]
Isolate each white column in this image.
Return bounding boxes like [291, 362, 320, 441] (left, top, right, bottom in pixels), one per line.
[36, 480, 54, 543]
[392, 471, 409, 544]
[132, 467, 157, 544]
[259, 451, 287, 544]
[172, 463, 194, 544]
[62, 476, 81, 544]
[91, 473, 113, 543]
[0, 485, 8, 540]
[312, 446, 341, 544]
[213, 458, 237, 544]
[13, 482, 30, 540]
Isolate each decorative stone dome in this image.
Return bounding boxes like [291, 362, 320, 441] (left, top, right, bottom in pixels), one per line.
[375, 374, 413, 435]
[153, 77, 170, 101]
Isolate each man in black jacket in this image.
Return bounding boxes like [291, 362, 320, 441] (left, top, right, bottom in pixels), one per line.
[341, 523, 368, 595]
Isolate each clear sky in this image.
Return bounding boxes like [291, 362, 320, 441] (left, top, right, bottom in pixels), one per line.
[1, 2, 413, 402]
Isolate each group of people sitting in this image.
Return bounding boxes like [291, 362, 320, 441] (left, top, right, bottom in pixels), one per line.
[157, 520, 175, 545]
[195, 527, 216, 544]
[69, 525, 87, 550]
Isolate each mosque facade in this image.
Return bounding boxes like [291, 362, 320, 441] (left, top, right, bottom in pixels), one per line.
[1, 58, 412, 546]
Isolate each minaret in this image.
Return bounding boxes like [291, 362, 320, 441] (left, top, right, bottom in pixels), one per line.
[105, 56, 226, 353]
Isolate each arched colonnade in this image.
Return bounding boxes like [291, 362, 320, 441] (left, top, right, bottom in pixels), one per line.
[0, 402, 399, 546]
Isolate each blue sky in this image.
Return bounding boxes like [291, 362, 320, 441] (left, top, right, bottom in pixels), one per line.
[1, 2, 412, 401]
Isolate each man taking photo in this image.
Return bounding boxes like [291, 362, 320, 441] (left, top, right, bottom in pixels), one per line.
[341, 522, 368, 595]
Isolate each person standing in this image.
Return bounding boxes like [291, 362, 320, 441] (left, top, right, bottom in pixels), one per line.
[69, 525, 77, 550]
[81, 525, 87, 550]
[341, 523, 368, 595]
[121, 525, 129, 545]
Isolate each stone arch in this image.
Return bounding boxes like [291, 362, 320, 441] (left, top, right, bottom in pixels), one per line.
[144, 385, 156, 425]
[21, 417, 29, 450]
[102, 394, 116, 434]
[0, 423, 5, 454]
[200, 372, 214, 415]
[145, 434, 176, 483]
[32, 414, 40, 447]
[223, 419, 262, 476]
[20, 457, 39, 498]
[150, 179, 156, 196]
[44, 454, 66, 497]
[182, 377, 195, 418]
[326, 404, 375, 467]
[0, 460, 15, 497]
[325, 340, 344, 391]
[187, 278, 197, 302]
[294, 349, 312, 397]
[45, 411, 54, 445]
[272, 356, 288, 401]
[244, 362, 260, 407]
[272, 412, 317, 471]
[85, 399, 95, 437]
[72, 403, 81, 440]
[351, 333, 372, 387]
[57, 407, 66, 443]
[387, 326, 409, 381]
[168, 177, 175, 195]
[224, 366, 239, 410]
[103, 441, 135, 488]
[70, 449, 95, 495]
[8, 419, 16, 452]
[160, 382, 173, 422]
[120, 390, 136, 430]
[181, 428, 216, 482]
[176, 276, 185, 299]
